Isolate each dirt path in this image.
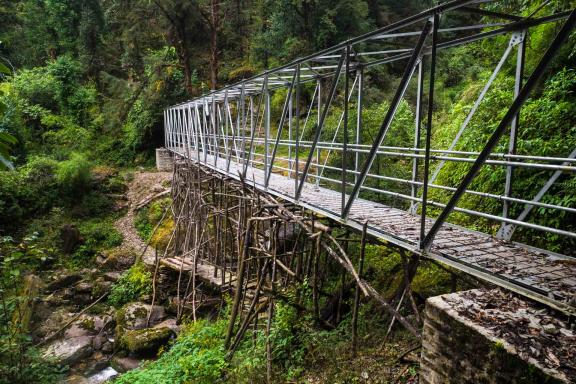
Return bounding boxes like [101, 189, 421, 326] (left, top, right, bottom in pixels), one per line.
[114, 170, 172, 265]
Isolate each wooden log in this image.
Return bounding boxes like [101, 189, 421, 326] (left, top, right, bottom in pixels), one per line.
[13, 274, 41, 334]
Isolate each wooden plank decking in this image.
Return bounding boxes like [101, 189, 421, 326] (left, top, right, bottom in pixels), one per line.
[161, 257, 235, 288]
[171, 149, 576, 315]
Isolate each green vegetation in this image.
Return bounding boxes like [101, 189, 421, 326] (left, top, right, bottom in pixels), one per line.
[0, 234, 65, 384]
[109, 262, 153, 307]
[0, 0, 574, 382]
[134, 198, 172, 248]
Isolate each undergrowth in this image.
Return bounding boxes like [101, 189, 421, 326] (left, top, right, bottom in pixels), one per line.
[108, 262, 153, 307]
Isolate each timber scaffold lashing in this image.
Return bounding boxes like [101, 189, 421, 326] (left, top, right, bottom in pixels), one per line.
[162, 158, 422, 364]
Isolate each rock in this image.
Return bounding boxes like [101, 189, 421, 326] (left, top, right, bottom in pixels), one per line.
[111, 356, 142, 373]
[43, 336, 94, 366]
[64, 323, 93, 339]
[46, 272, 83, 292]
[93, 278, 113, 297]
[101, 340, 114, 353]
[153, 318, 180, 334]
[542, 323, 559, 335]
[103, 272, 121, 282]
[100, 248, 137, 270]
[86, 366, 120, 382]
[117, 303, 166, 331]
[74, 293, 93, 306]
[74, 281, 94, 294]
[62, 288, 76, 300]
[93, 335, 104, 350]
[33, 307, 75, 339]
[44, 292, 69, 306]
[83, 351, 108, 376]
[96, 255, 107, 266]
[65, 374, 90, 384]
[61, 224, 84, 254]
[118, 327, 173, 355]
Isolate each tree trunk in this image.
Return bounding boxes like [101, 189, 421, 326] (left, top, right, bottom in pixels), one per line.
[209, 0, 220, 89]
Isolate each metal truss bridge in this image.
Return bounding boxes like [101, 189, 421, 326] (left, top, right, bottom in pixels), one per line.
[164, 1, 576, 315]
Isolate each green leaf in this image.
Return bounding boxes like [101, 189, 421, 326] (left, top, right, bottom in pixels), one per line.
[0, 62, 10, 75]
[0, 154, 13, 170]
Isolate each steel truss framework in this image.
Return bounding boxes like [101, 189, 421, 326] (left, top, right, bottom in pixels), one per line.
[164, 0, 576, 314]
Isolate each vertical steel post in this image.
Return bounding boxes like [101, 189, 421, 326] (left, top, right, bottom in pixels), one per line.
[249, 96, 254, 168]
[342, 45, 350, 215]
[195, 104, 206, 160]
[192, 105, 200, 160]
[355, 68, 363, 184]
[184, 105, 190, 158]
[218, 104, 229, 161]
[316, 78, 322, 186]
[288, 80, 293, 178]
[240, 84, 246, 167]
[201, 100, 212, 163]
[224, 90, 229, 163]
[502, 30, 526, 225]
[264, 79, 270, 181]
[419, 15, 439, 248]
[213, 95, 219, 165]
[166, 109, 171, 149]
[176, 107, 182, 153]
[163, 110, 167, 148]
[410, 61, 425, 214]
[295, 65, 301, 198]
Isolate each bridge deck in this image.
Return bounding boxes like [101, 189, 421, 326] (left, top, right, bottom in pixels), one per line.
[174, 149, 576, 315]
[161, 257, 235, 288]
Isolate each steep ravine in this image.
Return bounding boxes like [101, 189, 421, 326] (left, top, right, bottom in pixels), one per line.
[29, 170, 175, 383]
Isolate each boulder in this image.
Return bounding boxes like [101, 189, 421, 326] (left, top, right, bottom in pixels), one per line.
[86, 366, 120, 382]
[92, 278, 113, 297]
[74, 281, 93, 294]
[118, 327, 173, 355]
[61, 224, 83, 254]
[101, 340, 114, 353]
[111, 356, 142, 373]
[153, 318, 180, 334]
[103, 272, 121, 283]
[46, 272, 83, 292]
[83, 351, 108, 376]
[64, 323, 92, 339]
[93, 335, 105, 350]
[42, 336, 93, 366]
[100, 248, 137, 270]
[33, 307, 75, 339]
[117, 303, 166, 331]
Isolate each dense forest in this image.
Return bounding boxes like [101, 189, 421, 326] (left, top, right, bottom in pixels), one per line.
[0, 0, 575, 383]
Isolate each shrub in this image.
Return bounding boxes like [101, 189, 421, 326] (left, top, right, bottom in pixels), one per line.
[108, 262, 152, 307]
[55, 152, 92, 198]
[134, 198, 172, 246]
[73, 218, 123, 264]
[12, 68, 59, 111]
[114, 319, 228, 384]
[0, 156, 59, 229]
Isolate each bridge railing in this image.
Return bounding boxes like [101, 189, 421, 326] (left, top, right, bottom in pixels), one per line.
[164, 0, 576, 256]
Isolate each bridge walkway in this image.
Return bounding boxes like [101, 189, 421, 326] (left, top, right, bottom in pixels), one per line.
[172, 149, 576, 315]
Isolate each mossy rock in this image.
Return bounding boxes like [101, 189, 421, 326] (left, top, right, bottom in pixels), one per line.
[118, 327, 173, 355]
[115, 302, 166, 341]
[101, 247, 137, 270]
[79, 317, 96, 332]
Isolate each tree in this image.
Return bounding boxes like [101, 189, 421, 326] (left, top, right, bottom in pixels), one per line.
[0, 62, 16, 170]
[148, 0, 207, 95]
